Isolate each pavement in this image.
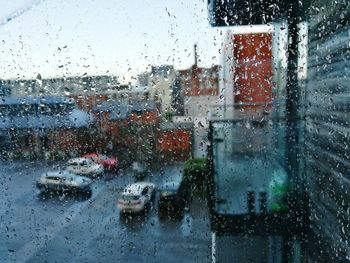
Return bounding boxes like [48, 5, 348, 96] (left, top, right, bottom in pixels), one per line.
[0, 161, 211, 263]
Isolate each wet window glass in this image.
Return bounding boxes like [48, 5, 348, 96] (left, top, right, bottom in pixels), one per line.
[0, 0, 349, 262]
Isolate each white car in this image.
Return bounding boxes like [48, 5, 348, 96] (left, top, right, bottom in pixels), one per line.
[117, 182, 156, 213]
[36, 171, 92, 194]
[66, 157, 104, 178]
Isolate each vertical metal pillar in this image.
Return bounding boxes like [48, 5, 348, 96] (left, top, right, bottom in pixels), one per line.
[284, 0, 302, 262]
[285, 0, 300, 194]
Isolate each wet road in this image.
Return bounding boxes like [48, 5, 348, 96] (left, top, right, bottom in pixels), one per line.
[0, 161, 211, 263]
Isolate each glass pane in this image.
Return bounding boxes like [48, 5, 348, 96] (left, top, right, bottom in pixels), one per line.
[0, 0, 348, 262]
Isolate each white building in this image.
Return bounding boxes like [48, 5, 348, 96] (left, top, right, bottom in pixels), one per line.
[146, 65, 176, 113]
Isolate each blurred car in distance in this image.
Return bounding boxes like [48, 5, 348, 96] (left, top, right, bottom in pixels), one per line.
[36, 170, 92, 195]
[82, 153, 118, 171]
[117, 182, 156, 213]
[158, 175, 189, 217]
[66, 157, 104, 178]
[132, 161, 148, 181]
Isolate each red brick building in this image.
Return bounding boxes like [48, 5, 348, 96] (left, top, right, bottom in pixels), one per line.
[172, 64, 219, 116]
[92, 99, 194, 164]
[128, 100, 160, 125]
[0, 96, 94, 159]
[157, 122, 193, 162]
[92, 100, 160, 161]
[178, 65, 219, 97]
[232, 33, 273, 116]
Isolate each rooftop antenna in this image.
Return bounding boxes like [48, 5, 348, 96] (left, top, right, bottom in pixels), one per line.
[194, 44, 198, 67]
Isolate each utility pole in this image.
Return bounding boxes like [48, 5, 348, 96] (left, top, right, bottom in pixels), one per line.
[194, 44, 198, 67]
[285, 0, 302, 214]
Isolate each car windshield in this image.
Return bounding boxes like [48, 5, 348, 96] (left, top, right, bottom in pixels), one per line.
[45, 176, 61, 181]
[1, 0, 349, 262]
[122, 195, 140, 201]
[161, 190, 176, 195]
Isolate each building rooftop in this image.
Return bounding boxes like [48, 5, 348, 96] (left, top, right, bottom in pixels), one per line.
[0, 96, 91, 130]
[0, 95, 74, 105]
[0, 109, 91, 130]
[129, 100, 156, 113]
[92, 99, 157, 121]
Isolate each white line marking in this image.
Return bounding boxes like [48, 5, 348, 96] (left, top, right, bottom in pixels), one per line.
[211, 231, 216, 263]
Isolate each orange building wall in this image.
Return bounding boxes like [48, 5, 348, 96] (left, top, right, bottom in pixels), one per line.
[180, 66, 219, 97]
[158, 130, 190, 151]
[233, 33, 273, 110]
[47, 129, 95, 158]
[157, 130, 192, 161]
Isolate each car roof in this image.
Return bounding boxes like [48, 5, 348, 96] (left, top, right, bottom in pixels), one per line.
[83, 153, 109, 159]
[42, 171, 91, 181]
[83, 153, 99, 158]
[123, 182, 155, 195]
[67, 157, 92, 164]
[43, 171, 75, 178]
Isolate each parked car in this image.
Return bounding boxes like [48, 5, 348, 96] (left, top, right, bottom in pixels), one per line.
[82, 153, 118, 171]
[158, 175, 189, 216]
[36, 171, 92, 195]
[66, 157, 104, 178]
[117, 182, 156, 213]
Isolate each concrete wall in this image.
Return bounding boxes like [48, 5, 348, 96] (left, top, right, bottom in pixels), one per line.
[173, 116, 209, 158]
[184, 95, 219, 118]
[148, 66, 176, 113]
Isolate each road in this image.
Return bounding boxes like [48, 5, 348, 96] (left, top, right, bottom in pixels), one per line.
[0, 161, 211, 263]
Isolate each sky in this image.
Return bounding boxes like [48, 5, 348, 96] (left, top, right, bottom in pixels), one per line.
[0, 0, 224, 83]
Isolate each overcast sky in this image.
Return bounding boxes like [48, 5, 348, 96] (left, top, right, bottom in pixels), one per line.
[0, 0, 224, 82]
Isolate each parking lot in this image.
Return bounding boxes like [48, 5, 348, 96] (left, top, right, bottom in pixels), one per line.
[0, 160, 211, 263]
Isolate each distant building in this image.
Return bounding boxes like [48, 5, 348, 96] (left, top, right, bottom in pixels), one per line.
[171, 77, 184, 115]
[0, 75, 129, 111]
[137, 72, 150, 86]
[157, 122, 193, 162]
[218, 31, 273, 120]
[92, 98, 193, 164]
[0, 81, 11, 96]
[145, 65, 176, 113]
[0, 96, 94, 159]
[1, 75, 120, 97]
[178, 65, 219, 97]
[91, 101, 130, 155]
[171, 45, 219, 118]
[169, 46, 220, 158]
[92, 99, 160, 130]
[92, 99, 160, 158]
[173, 64, 219, 118]
[137, 64, 219, 116]
[128, 100, 159, 125]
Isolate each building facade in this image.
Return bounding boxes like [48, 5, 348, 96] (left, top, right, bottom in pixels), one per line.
[0, 96, 94, 159]
[142, 65, 176, 113]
